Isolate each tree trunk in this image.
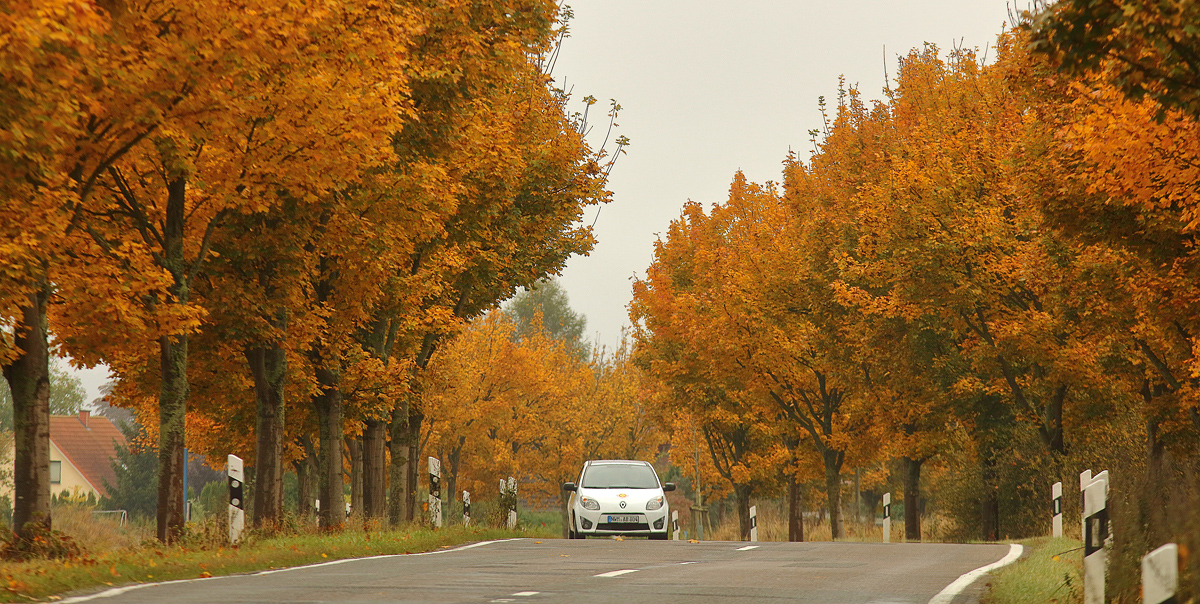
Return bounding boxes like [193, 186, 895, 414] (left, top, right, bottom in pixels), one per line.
[348, 435, 363, 519]
[157, 332, 188, 543]
[294, 437, 314, 523]
[362, 419, 387, 520]
[822, 449, 845, 539]
[312, 362, 345, 529]
[903, 456, 923, 542]
[1044, 384, 1066, 455]
[980, 448, 1000, 541]
[387, 400, 411, 526]
[735, 483, 752, 541]
[156, 173, 190, 544]
[788, 473, 804, 542]
[360, 313, 394, 523]
[405, 409, 424, 522]
[446, 440, 462, 522]
[5, 282, 52, 539]
[247, 337, 286, 529]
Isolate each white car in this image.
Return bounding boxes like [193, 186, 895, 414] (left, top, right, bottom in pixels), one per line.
[563, 459, 676, 540]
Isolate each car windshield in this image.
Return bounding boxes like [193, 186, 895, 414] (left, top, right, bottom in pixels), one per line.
[581, 464, 661, 489]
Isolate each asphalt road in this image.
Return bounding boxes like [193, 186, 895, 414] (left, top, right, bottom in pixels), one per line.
[62, 538, 1017, 604]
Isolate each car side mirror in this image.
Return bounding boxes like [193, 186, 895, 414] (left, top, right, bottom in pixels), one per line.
[563, 482, 577, 492]
[663, 482, 676, 492]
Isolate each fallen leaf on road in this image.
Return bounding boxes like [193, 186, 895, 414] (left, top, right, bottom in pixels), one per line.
[688, 539, 699, 543]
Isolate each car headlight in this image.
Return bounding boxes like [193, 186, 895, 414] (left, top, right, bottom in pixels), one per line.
[646, 495, 664, 511]
[580, 496, 600, 510]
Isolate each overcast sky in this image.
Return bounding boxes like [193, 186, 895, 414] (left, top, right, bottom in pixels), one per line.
[552, 0, 1017, 351]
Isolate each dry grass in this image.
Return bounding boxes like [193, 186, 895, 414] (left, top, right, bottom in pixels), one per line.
[0, 504, 553, 602]
[49, 505, 154, 552]
[706, 499, 965, 543]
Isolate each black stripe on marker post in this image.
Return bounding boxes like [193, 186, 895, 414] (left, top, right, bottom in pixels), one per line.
[1084, 508, 1109, 556]
[229, 476, 244, 510]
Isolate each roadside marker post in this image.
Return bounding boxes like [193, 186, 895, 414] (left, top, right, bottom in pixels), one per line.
[428, 457, 442, 528]
[672, 510, 679, 540]
[1052, 481, 1063, 537]
[1090, 470, 1111, 547]
[1142, 543, 1178, 604]
[882, 492, 891, 543]
[500, 477, 517, 529]
[463, 491, 471, 526]
[749, 505, 758, 542]
[1083, 478, 1109, 604]
[227, 455, 244, 544]
[1080, 469, 1092, 538]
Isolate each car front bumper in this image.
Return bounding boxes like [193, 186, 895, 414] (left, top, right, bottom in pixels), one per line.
[575, 508, 670, 536]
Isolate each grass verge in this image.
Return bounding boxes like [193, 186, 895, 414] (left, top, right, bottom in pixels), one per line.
[981, 536, 1084, 604]
[1, 523, 557, 602]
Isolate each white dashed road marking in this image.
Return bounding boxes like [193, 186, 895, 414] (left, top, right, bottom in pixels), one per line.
[595, 569, 639, 578]
[736, 545, 759, 551]
[512, 592, 540, 596]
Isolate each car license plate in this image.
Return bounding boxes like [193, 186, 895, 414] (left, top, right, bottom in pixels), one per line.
[607, 515, 640, 523]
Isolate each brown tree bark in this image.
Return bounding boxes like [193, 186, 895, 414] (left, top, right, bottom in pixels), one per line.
[903, 456, 923, 541]
[735, 484, 752, 541]
[360, 313, 395, 522]
[362, 419, 387, 520]
[312, 361, 345, 529]
[348, 435, 363, 519]
[822, 448, 845, 539]
[387, 400, 411, 525]
[405, 408, 424, 522]
[155, 173, 194, 544]
[445, 438, 463, 522]
[294, 437, 315, 523]
[157, 330, 188, 544]
[980, 450, 1000, 541]
[5, 281, 52, 539]
[247, 334, 286, 529]
[788, 473, 804, 542]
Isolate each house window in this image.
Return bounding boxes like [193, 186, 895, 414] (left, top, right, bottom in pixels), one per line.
[50, 460, 61, 484]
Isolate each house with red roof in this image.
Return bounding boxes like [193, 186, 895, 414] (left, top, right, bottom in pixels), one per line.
[48, 411, 126, 499]
[1, 411, 127, 503]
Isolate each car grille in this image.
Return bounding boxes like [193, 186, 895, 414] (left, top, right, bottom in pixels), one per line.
[597, 522, 650, 531]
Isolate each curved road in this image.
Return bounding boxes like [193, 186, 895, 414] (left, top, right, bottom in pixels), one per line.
[63, 539, 1017, 604]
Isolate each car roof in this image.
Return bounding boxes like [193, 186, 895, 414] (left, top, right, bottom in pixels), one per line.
[584, 459, 652, 466]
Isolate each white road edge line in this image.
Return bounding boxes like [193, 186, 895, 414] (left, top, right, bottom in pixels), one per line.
[57, 538, 525, 604]
[736, 545, 759, 551]
[595, 569, 639, 578]
[512, 591, 540, 596]
[927, 543, 1024, 604]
